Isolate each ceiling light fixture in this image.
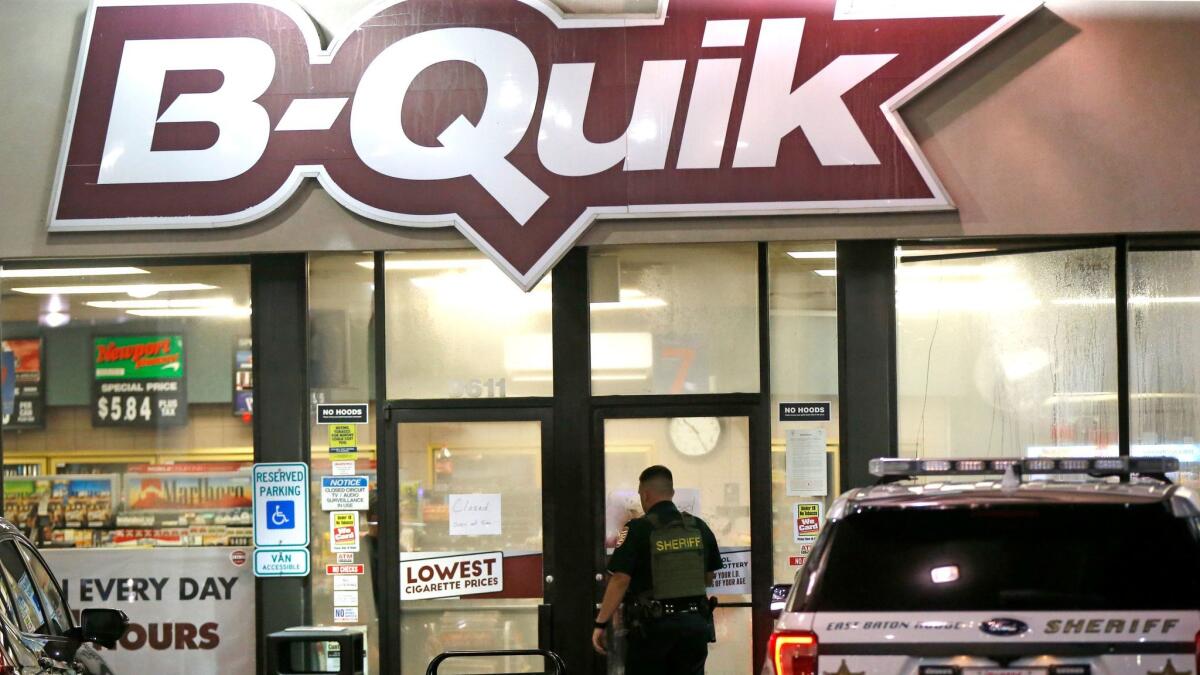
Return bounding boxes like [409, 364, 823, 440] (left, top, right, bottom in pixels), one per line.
[787, 251, 837, 260]
[86, 297, 237, 310]
[12, 283, 217, 296]
[0, 266, 149, 279]
[125, 306, 251, 318]
[357, 259, 494, 271]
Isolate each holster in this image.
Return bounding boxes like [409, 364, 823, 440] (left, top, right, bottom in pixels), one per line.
[705, 596, 718, 643]
[622, 601, 652, 640]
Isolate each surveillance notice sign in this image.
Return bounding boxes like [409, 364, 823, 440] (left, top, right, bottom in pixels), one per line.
[401, 551, 503, 601]
[92, 335, 187, 427]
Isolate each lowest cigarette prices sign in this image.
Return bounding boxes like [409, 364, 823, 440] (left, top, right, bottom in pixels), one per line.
[401, 551, 503, 601]
[93, 335, 187, 427]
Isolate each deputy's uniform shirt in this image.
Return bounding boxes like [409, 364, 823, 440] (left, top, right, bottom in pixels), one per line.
[608, 500, 723, 598]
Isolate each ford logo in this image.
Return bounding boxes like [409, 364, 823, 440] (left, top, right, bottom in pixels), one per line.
[981, 618, 1029, 637]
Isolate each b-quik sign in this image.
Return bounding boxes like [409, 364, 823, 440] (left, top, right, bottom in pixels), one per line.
[49, 0, 1038, 290]
[401, 551, 503, 601]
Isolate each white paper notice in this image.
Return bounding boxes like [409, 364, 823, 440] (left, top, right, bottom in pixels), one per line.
[449, 493, 502, 536]
[673, 488, 702, 516]
[785, 429, 827, 496]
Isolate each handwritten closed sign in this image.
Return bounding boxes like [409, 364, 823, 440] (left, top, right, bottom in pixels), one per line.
[449, 493, 502, 536]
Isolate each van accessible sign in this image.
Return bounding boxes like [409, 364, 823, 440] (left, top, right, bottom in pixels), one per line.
[49, 0, 1038, 289]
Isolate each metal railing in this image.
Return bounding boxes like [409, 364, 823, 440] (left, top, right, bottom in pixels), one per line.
[425, 649, 567, 675]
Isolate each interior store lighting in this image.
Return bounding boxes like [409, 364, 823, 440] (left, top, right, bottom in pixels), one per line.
[125, 306, 251, 318]
[357, 259, 494, 271]
[0, 266, 149, 278]
[86, 297, 237, 310]
[787, 251, 837, 260]
[11, 283, 217, 296]
[590, 289, 667, 311]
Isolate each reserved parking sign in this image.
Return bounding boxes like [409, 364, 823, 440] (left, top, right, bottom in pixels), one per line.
[253, 463, 310, 547]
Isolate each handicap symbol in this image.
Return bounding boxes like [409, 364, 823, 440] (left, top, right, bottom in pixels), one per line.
[266, 500, 295, 530]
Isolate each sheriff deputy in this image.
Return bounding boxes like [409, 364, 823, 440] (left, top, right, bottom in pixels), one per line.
[592, 465, 723, 674]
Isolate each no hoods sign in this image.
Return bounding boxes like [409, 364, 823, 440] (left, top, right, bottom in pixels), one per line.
[401, 551, 504, 601]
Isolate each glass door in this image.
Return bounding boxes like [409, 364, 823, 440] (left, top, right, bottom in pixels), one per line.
[393, 412, 551, 674]
[598, 413, 755, 674]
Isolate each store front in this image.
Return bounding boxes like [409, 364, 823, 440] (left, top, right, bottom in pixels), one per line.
[3, 0, 1200, 673]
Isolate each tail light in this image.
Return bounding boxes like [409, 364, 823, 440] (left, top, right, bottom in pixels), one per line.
[769, 630, 818, 675]
[1193, 630, 1199, 675]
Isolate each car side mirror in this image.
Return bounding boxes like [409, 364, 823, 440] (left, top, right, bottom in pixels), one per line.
[769, 583, 792, 619]
[80, 608, 129, 649]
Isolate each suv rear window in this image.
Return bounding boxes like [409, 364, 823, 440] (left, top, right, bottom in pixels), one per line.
[801, 502, 1200, 611]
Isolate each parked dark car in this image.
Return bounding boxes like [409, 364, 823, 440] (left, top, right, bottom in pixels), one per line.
[0, 518, 128, 674]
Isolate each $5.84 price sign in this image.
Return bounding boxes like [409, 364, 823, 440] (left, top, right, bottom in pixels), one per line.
[92, 336, 188, 428]
[96, 392, 180, 423]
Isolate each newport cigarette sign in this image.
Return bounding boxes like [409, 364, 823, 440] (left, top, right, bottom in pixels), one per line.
[50, 0, 1039, 289]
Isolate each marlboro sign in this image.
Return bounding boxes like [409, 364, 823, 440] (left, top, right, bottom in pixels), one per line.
[50, 0, 1038, 289]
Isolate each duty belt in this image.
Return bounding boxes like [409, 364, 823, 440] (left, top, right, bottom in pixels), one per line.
[637, 596, 710, 619]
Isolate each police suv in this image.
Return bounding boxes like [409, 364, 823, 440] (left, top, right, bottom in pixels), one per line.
[765, 457, 1200, 675]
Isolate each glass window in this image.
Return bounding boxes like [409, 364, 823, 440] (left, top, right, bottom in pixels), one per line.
[1, 262, 256, 674]
[588, 244, 759, 396]
[896, 246, 1119, 459]
[397, 420, 544, 674]
[16, 543, 71, 635]
[798, 503, 1200, 612]
[0, 540, 46, 634]
[603, 416, 751, 674]
[767, 243, 839, 584]
[383, 250, 553, 399]
[1129, 250, 1200, 486]
[308, 253, 380, 675]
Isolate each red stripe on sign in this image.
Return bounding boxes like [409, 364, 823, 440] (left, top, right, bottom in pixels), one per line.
[326, 564, 365, 575]
[474, 553, 543, 600]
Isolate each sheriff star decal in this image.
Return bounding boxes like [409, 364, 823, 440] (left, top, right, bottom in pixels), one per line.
[1150, 660, 1192, 675]
[824, 660, 864, 675]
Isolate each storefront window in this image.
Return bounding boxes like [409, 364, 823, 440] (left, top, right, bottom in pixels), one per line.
[603, 416, 752, 674]
[1129, 249, 1200, 486]
[0, 262, 255, 674]
[896, 246, 1119, 459]
[766, 243, 839, 584]
[308, 253, 379, 673]
[383, 250, 553, 399]
[588, 244, 759, 396]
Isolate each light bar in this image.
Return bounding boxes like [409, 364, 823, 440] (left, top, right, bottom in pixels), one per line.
[869, 456, 1179, 478]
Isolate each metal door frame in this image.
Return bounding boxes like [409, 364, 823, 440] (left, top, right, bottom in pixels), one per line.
[379, 401, 556, 670]
[590, 397, 770, 674]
